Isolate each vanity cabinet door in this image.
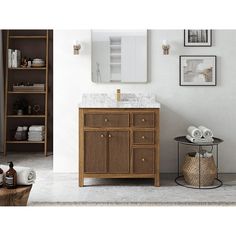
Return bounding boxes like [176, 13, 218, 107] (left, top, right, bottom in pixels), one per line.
[108, 131, 129, 173]
[84, 131, 107, 173]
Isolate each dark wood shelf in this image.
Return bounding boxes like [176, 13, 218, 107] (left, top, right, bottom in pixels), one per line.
[7, 115, 46, 118]
[9, 36, 47, 39]
[6, 141, 45, 144]
[8, 67, 46, 70]
[8, 91, 46, 94]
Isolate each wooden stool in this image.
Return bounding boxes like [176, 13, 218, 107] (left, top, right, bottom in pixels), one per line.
[0, 185, 32, 206]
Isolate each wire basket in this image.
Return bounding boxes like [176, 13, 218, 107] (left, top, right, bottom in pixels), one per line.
[182, 152, 217, 186]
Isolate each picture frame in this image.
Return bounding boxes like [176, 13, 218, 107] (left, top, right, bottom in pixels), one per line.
[179, 55, 217, 86]
[184, 30, 212, 47]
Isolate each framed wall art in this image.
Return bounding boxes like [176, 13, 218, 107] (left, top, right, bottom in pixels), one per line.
[179, 55, 217, 86]
[184, 30, 212, 47]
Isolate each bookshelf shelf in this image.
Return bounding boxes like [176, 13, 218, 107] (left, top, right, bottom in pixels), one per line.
[9, 36, 47, 39]
[8, 67, 46, 70]
[6, 141, 45, 144]
[7, 115, 46, 118]
[8, 91, 46, 94]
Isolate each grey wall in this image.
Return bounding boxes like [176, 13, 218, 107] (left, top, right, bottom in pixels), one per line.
[54, 30, 236, 173]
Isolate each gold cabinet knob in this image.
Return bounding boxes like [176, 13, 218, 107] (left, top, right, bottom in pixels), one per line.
[141, 118, 145, 122]
[141, 136, 145, 139]
[100, 134, 105, 138]
[108, 134, 112, 138]
[104, 118, 109, 122]
[141, 158, 145, 162]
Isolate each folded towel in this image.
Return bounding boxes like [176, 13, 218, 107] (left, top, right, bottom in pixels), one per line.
[28, 131, 45, 134]
[28, 137, 44, 141]
[187, 126, 202, 139]
[28, 136, 44, 139]
[198, 126, 213, 138]
[0, 165, 36, 185]
[28, 133, 44, 137]
[29, 125, 45, 132]
[28, 132, 45, 136]
[186, 135, 214, 143]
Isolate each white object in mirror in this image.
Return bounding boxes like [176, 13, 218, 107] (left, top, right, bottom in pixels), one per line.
[162, 40, 170, 55]
[91, 30, 147, 83]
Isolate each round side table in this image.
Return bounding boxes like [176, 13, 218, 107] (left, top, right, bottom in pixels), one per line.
[0, 185, 32, 206]
[174, 136, 223, 189]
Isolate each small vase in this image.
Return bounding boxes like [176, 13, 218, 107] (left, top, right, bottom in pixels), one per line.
[17, 109, 23, 115]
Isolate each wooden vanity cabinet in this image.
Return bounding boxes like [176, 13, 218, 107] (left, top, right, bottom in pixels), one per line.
[79, 108, 160, 187]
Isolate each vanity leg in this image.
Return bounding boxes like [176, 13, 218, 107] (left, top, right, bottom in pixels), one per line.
[154, 176, 160, 187]
[79, 174, 84, 187]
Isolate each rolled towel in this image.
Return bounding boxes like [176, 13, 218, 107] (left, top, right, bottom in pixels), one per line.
[198, 126, 213, 138]
[186, 135, 214, 143]
[187, 126, 202, 139]
[195, 152, 213, 158]
[0, 165, 36, 185]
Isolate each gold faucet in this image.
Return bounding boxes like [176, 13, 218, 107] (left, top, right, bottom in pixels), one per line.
[116, 89, 121, 102]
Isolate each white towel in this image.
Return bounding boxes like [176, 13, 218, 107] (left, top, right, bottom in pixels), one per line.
[0, 165, 36, 185]
[195, 152, 213, 158]
[187, 126, 202, 139]
[28, 138, 44, 141]
[29, 125, 45, 132]
[186, 135, 214, 143]
[198, 126, 213, 138]
[28, 132, 44, 137]
[28, 133, 44, 138]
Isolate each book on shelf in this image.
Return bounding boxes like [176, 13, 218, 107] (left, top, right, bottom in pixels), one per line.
[8, 49, 21, 68]
[8, 49, 12, 68]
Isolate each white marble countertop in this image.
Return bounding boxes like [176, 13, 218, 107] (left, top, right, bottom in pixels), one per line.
[79, 93, 161, 108]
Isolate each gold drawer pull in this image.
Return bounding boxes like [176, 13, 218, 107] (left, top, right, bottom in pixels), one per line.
[104, 118, 109, 122]
[141, 158, 145, 162]
[141, 118, 146, 122]
[100, 134, 105, 138]
[108, 134, 112, 138]
[141, 136, 145, 139]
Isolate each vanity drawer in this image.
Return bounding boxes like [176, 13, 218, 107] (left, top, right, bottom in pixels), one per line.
[133, 131, 155, 145]
[84, 113, 129, 128]
[132, 112, 155, 128]
[133, 148, 155, 174]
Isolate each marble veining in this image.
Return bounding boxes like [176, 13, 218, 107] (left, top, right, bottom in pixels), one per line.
[79, 93, 161, 108]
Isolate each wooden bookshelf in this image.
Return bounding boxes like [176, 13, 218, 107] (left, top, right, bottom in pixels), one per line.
[3, 30, 49, 156]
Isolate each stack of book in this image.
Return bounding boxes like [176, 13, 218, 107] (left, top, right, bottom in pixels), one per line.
[8, 49, 21, 68]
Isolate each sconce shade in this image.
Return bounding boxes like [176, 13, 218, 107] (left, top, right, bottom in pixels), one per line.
[73, 44, 81, 55]
[162, 44, 170, 55]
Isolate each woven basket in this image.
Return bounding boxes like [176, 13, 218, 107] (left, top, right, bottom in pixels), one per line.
[182, 152, 217, 186]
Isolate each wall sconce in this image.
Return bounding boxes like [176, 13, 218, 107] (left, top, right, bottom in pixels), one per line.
[162, 40, 170, 55]
[73, 40, 81, 55]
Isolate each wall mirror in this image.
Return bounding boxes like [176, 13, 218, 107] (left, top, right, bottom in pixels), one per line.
[91, 30, 147, 83]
